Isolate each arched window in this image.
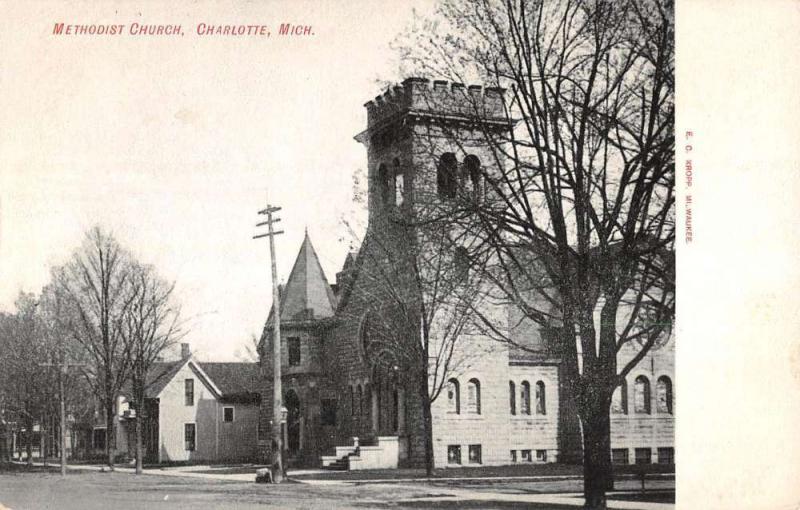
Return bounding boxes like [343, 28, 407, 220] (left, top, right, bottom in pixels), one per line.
[350, 385, 355, 416]
[464, 155, 482, 201]
[394, 158, 405, 206]
[454, 246, 469, 280]
[447, 378, 460, 414]
[364, 383, 372, 418]
[378, 164, 393, 206]
[634, 376, 651, 414]
[509, 381, 516, 415]
[657, 376, 673, 414]
[535, 381, 546, 415]
[392, 387, 399, 431]
[466, 378, 481, 414]
[611, 379, 628, 414]
[520, 381, 531, 415]
[437, 153, 457, 199]
[357, 385, 364, 417]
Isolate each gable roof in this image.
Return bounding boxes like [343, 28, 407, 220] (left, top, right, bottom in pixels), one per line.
[271, 232, 337, 322]
[196, 362, 262, 403]
[144, 358, 260, 404]
[145, 359, 188, 398]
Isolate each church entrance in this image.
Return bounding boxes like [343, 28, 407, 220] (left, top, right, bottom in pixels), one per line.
[284, 390, 301, 455]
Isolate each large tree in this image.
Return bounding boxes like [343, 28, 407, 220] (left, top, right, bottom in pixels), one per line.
[123, 263, 183, 474]
[399, 1, 674, 508]
[55, 227, 139, 469]
[341, 178, 491, 476]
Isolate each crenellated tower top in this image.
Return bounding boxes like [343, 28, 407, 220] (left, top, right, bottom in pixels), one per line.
[362, 77, 507, 131]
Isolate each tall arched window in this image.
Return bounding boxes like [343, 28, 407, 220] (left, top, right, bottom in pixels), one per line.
[357, 385, 364, 417]
[634, 376, 651, 414]
[535, 381, 546, 415]
[364, 383, 372, 418]
[350, 385, 355, 416]
[437, 153, 457, 199]
[520, 381, 531, 415]
[467, 378, 481, 414]
[657, 376, 673, 414]
[464, 155, 482, 201]
[611, 379, 628, 414]
[454, 246, 469, 280]
[447, 378, 460, 414]
[394, 158, 405, 206]
[509, 381, 516, 415]
[378, 164, 393, 207]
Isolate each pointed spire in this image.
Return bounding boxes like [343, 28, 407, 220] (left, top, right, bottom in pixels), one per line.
[277, 233, 336, 321]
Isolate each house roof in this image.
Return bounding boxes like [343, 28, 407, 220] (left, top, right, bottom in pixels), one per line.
[144, 358, 261, 404]
[269, 232, 337, 323]
[196, 362, 262, 403]
[145, 359, 188, 398]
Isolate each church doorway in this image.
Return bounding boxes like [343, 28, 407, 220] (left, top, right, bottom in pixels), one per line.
[284, 390, 301, 455]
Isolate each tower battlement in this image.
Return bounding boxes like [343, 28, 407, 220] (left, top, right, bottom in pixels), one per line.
[363, 77, 506, 129]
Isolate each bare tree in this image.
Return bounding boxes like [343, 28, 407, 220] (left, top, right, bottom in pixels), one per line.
[55, 227, 139, 469]
[341, 191, 491, 476]
[398, 1, 674, 507]
[123, 263, 183, 474]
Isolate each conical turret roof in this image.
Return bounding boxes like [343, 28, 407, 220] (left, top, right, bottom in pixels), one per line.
[277, 232, 336, 321]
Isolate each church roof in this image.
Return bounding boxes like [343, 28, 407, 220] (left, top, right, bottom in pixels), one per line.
[273, 232, 337, 322]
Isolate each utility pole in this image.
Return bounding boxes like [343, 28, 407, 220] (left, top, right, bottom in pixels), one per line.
[254, 203, 285, 482]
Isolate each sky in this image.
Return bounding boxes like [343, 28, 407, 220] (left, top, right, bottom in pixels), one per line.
[0, 0, 436, 361]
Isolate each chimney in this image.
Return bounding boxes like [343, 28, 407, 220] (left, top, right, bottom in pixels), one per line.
[181, 343, 191, 359]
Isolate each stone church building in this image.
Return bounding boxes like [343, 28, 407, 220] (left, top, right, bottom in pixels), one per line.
[258, 78, 674, 469]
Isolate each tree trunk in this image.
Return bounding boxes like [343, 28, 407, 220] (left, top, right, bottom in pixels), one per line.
[580, 401, 614, 510]
[105, 399, 115, 470]
[417, 377, 434, 477]
[135, 415, 143, 474]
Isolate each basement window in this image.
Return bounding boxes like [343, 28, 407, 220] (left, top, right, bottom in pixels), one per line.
[468, 444, 482, 464]
[447, 445, 462, 465]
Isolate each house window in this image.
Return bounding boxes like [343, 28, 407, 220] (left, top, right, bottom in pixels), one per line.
[321, 399, 337, 426]
[447, 445, 462, 464]
[464, 155, 482, 201]
[611, 379, 628, 414]
[520, 381, 531, 415]
[184, 423, 196, 451]
[535, 381, 546, 415]
[520, 449, 532, 462]
[509, 381, 516, 415]
[536, 449, 547, 462]
[612, 448, 629, 465]
[656, 376, 673, 414]
[185, 379, 194, 406]
[223, 407, 234, 423]
[466, 378, 481, 414]
[658, 447, 674, 465]
[510, 450, 517, 463]
[634, 376, 651, 414]
[437, 153, 458, 199]
[635, 447, 652, 465]
[288, 337, 301, 366]
[468, 444, 482, 464]
[447, 379, 460, 414]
